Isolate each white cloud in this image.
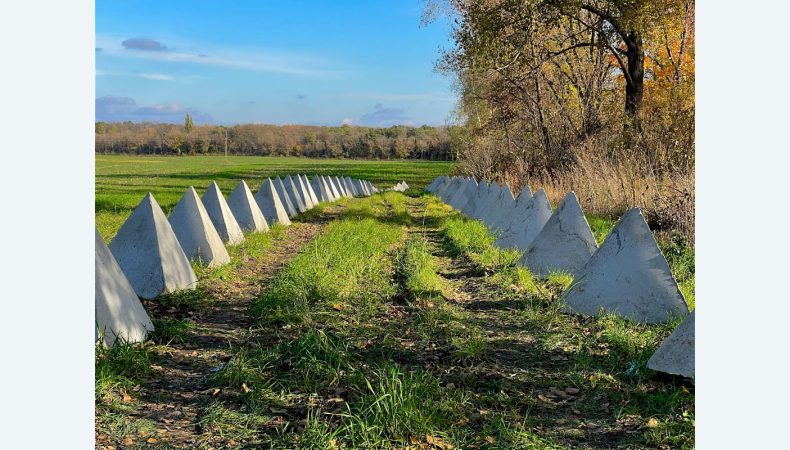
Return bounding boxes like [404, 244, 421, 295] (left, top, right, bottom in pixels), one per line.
[139, 73, 174, 81]
[341, 118, 354, 125]
[96, 34, 345, 77]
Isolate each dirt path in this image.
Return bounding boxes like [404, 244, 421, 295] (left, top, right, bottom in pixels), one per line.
[96, 222, 323, 449]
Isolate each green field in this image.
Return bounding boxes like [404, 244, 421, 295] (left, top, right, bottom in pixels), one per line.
[96, 155, 454, 240]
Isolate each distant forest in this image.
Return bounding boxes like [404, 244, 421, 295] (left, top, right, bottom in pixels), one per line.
[95, 121, 461, 160]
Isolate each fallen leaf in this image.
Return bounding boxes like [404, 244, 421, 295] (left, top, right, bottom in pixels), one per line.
[586, 422, 598, 429]
[332, 303, 344, 311]
[409, 435, 421, 445]
[646, 418, 659, 428]
[147, 438, 158, 443]
[212, 388, 221, 396]
[121, 391, 133, 402]
[241, 383, 252, 393]
[122, 437, 134, 446]
[485, 436, 496, 444]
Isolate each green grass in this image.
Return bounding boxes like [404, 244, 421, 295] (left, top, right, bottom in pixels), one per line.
[95, 339, 152, 403]
[250, 202, 404, 325]
[96, 154, 453, 240]
[398, 236, 444, 298]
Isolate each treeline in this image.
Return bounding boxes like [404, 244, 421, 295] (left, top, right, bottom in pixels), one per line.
[95, 122, 461, 160]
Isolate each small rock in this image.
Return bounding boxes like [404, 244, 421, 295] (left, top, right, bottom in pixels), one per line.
[565, 387, 580, 395]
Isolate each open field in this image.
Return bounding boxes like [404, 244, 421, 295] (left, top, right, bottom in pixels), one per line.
[96, 155, 454, 240]
[96, 183, 694, 448]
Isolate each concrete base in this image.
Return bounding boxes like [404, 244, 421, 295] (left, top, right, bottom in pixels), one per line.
[254, 178, 292, 226]
[647, 311, 695, 378]
[563, 207, 689, 323]
[520, 191, 597, 277]
[109, 193, 198, 299]
[96, 229, 154, 347]
[201, 181, 245, 246]
[169, 187, 231, 267]
[228, 180, 270, 232]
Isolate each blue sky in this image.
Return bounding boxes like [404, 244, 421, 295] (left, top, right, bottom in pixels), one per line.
[96, 1, 457, 127]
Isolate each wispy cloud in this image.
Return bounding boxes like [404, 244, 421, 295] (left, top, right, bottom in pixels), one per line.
[139, 73, 174, 81]
[96, 34, 345, 77]
[343, 92, 455, 102]
[357, 103, 413, 127]
[122, 37, 168, 51]
[96, 95, 213, 123]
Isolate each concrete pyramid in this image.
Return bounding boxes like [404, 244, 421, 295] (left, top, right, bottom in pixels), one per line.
[427, 176, 445, 192]
[432, 176, 451, 196]
[326, 175, 342, 199]
[302, 174, 320, 205]
[486, 184, 517, 231]
[96, 229, 154, 347]
[475, 182, 504, 222]
[109, 193, 198, 299]
[563, 207, 689, 323]
[254, 178, 291, 226]
[333, 176, 348, 197]
[274, 176, 297, 217]
[169, 187, 231, 267]
[521, 191, 597, 277]
[342, 176, 356, 196]
[228, 180, 270, 232]
[435, 176, 455, 198]
[311, 175, 333, 202]
[515, 185, 533, 203]
[495, 189, 552, 251]
[449, 179, 475, 211]
[647, 311, 695, 378]
[201, 182, 245, 246]
[460, 181, 489, 217]
[285, 175, 307, 213]
[352, 178, 367, 196]
[438, 177, 461, 201]
[295, 175, 315, 209]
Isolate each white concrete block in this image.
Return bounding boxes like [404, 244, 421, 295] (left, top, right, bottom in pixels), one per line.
[647, 311, 695, 377]
[109, 193, 198, 299]
[201, 181, 245, 246]
[96, 229, 154, 347]
[563, 207, 690, 324]
[254, 178, 291, 226]
[228, 180, 270, 232]
[169, 187, 231, 267]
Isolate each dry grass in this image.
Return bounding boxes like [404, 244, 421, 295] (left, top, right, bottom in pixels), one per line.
[504, 150, 695, 244]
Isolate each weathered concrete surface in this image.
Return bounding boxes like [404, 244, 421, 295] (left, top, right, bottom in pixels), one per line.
[563, 207, 689, 324]
[343, 176, 358, 196]
[96, 229, 154, 347]
[273, 177, 296, 217]
[439, 177, 462, 202]
[447, 179, 473, 209]
[228, 180, 270, 232]
[201, 181, 245, 246]
[333, 176, 348, 197]
[311, 175, 332, 202]
[285, 175, 307, 213]
[495, 189, 552, 251]
[294, 175, 314, 210]
[433, 177, 453, 197]
[515, 186, 533, 204]
[461, 181, 489, 218]
[109, 193, 198, 299]
[169, 187, 231, 267]
[521, 192, 597, 277]
[647, 310, 695, 378]
[485, 184, 517, 231]
[353, 178, 368, 196]
[324, 175, 341, 200]
[302, 174, 320, 205]
[254, 178, 292, 226]
[473, 182, 501, 220]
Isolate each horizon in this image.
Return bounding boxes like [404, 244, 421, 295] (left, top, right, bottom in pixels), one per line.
[96, 1, 458, 127]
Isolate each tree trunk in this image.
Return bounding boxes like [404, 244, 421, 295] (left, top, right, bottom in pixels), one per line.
[624, 32, 644, 125]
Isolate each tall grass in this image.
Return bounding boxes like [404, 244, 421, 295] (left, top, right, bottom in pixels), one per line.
[516, 151, 695, 243]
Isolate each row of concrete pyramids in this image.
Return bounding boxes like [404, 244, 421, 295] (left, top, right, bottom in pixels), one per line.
[96, 174, 378, 347]
[390, 181, 410, 192]
[427, 175, 694, 378]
